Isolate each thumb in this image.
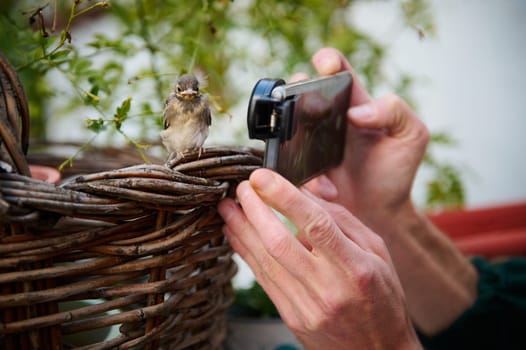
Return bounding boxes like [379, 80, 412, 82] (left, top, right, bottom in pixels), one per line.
[348, 94, 427, 139]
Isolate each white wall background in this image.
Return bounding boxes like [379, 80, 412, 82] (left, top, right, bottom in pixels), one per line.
[351, 0, 526, 208]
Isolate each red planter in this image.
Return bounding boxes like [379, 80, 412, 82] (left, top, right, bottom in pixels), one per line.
[29, 164, 61, 184]
[428, 201, 526, 258]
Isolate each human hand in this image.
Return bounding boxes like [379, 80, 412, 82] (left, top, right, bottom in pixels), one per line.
[303, 49, 478, 336]
[218, 169, 421, 349]
[305, 48, 430, 235]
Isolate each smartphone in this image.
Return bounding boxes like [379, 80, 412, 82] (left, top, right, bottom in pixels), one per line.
[247, 71, 352, 185]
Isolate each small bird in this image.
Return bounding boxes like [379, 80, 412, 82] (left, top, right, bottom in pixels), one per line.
[160, 74, 211, 160]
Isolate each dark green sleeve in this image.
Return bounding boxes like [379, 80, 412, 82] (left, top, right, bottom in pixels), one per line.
[418, 257, 526, 350]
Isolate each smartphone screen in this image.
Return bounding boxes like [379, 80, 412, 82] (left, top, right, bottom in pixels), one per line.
[264, 72, 352, 185]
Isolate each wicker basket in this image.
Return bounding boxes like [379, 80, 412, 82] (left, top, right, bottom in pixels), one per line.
[0, 52, 262, 349]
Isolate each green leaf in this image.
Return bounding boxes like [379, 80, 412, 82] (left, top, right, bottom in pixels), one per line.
[113, 97, 133, 130]
[49, 49, 71, 60]
[141, 102, 153, 115]
[425, 164, 465, 209]
[401, 0, 435, 38]
[86, 118, 106, 133]
[73, 59, 93, 74]
[233, 282, 280, 318]
[431, 131, 457, 146]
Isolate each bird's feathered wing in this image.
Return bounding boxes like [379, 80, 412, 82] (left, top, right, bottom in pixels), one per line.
[163, 92, 176, 129]
[202, 96, 212, 126]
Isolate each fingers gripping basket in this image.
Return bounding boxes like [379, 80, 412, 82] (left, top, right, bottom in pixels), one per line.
[0, 53, 262, 349]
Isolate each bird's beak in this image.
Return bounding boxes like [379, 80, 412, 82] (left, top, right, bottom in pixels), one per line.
[180, 89, 198, 99]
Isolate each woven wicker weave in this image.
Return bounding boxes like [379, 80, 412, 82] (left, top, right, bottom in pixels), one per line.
[0, 52, 262, 349]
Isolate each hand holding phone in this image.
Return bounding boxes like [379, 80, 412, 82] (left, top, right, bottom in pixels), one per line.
[247, 72, 352, 185]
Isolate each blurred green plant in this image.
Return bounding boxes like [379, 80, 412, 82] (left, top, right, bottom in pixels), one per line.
[231, 281, 280, 319]
[0, 0, 462, 208]
[424, 132, 465, 209]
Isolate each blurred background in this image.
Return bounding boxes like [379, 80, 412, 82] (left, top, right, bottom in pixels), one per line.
[2, 3, 525, 344]
[1, 0, 524, 209]
[1, 0, 525, 299]
[355, 0, 526, 208]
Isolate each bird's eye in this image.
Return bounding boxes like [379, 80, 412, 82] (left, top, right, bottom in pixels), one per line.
[176, 86, 182, 92]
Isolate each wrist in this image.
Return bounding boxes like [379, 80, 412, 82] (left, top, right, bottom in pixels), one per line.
[356, 199, 419, 242]
[386, 314, 424, 350]
[365, 201, 478, 335]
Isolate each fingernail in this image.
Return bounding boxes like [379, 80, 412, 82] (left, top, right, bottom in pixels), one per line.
[249, 169, 276, 195]
[349, 104, 373, 121]
[313, 52, 341, 75]
[236, 180, 252, 200]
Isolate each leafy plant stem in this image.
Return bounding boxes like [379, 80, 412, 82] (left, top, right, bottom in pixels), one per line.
[117, 129, 151, 164]
[58, 132, 99, 171]
[17, 1, 110, 71]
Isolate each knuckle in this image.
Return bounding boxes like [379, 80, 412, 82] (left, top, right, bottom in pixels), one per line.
[281, 192, 301, 212]
[285, 317, 304, 336]
[369, 232, 388, 253]
[303, 211, 337, 247]
[265, 233, 292, 260]
[383, 93, 406, 115]
[256, 252, 283, 282]
[302, 311, 326, 334]
[384, 92, 402, 106]
[328, 203, 351, 221]
[385, 94, 408, 124]
[353, 262, 377, 297]
[319, 292, 348, 321]
[303, 297, 345, 334]
[384, 93, 430, 143]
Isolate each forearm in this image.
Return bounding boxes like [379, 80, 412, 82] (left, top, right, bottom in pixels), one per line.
[365, 203, 478, 336]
